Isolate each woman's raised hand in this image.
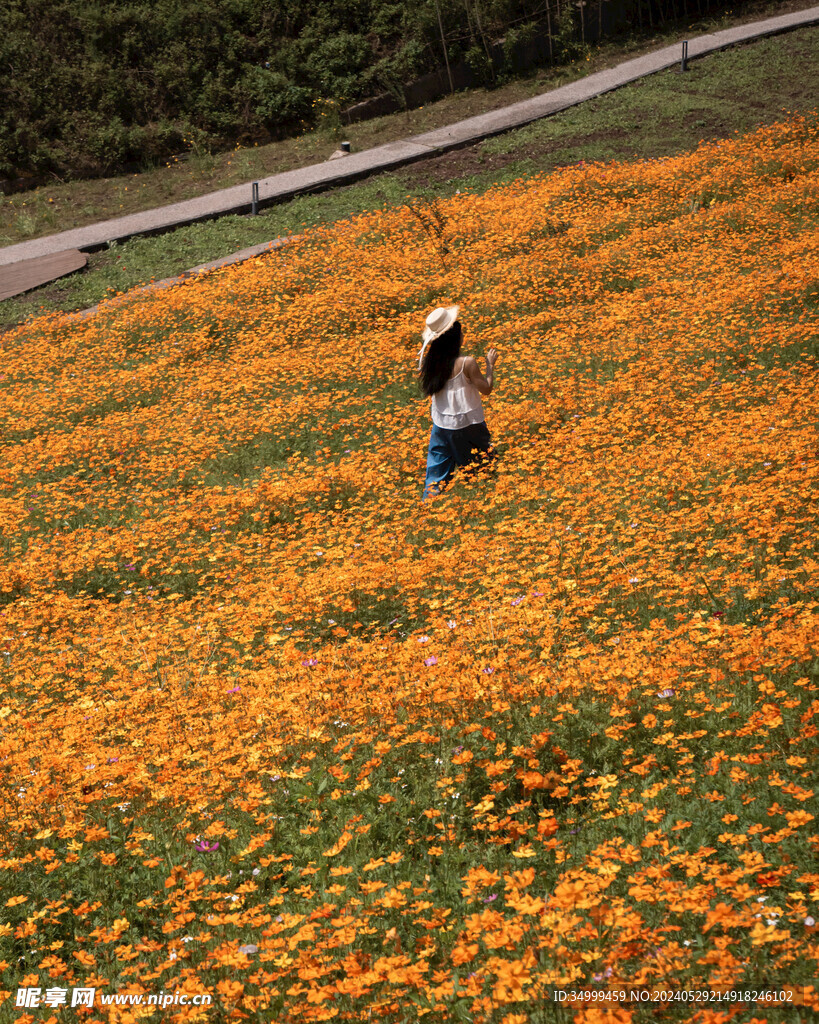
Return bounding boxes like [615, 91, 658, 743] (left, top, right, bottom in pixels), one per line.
[486, 348, 499, 367]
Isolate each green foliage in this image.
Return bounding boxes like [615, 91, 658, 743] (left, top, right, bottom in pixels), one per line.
[464, 45, 496, 88]
[303, 32, 374, 101]
[0, 0, 757, 183]
[499, 19, 540, 81]
[241, 68, 314, 133]
[365, 38, 429, 105]
[552, 6, 589, 64]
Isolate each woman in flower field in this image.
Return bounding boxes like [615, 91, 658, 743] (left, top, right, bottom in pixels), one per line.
[418, 305, 499, 499]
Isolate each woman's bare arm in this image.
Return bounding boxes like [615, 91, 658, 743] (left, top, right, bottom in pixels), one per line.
[465, 351, 498, 395]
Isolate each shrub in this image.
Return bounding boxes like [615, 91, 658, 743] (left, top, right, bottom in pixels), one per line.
[241, 67, 312, 134]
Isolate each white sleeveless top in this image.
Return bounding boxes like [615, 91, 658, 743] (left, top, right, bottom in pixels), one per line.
[431, 359, 485, 430]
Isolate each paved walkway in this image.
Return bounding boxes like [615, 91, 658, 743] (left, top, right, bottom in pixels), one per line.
[1, 3, 817, 281]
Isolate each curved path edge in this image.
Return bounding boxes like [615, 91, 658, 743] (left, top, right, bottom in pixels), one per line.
[1, 4, 817, 280]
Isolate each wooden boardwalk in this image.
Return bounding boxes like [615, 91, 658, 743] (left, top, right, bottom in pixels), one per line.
[0, 249, 87, 301]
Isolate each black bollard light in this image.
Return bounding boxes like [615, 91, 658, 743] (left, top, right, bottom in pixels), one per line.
[251, 181, 259, 216]
[681, 40, 689, 72]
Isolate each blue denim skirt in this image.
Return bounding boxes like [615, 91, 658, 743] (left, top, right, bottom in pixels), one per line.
[422, 420, 495, 500]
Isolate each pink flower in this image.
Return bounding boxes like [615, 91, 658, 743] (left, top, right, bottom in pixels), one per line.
[226, 686, 240, 694]
[194, 840, 219, 852]
[424, 656, 438, 667]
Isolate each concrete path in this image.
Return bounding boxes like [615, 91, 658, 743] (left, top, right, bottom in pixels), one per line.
[1, 3, 817, 280]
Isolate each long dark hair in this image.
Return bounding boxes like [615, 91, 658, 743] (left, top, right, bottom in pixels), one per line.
[418, 321, 462, 396]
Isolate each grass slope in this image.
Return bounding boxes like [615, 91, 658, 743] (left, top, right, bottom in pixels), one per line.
[0, 112, 817, 1021]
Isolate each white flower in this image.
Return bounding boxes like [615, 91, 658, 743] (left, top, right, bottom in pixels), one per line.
[805, 917, 815, 927]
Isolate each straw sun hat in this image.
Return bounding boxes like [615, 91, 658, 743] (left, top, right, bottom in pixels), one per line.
[418, 305, 459, 368]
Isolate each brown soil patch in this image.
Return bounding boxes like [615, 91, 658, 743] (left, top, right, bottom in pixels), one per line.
[395, 83, 815, 190]
[392, 105, 663, 184]
[395, 130, 641, 188]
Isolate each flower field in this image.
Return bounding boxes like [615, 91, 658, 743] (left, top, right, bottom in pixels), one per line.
[0, 112, 818, 1023]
